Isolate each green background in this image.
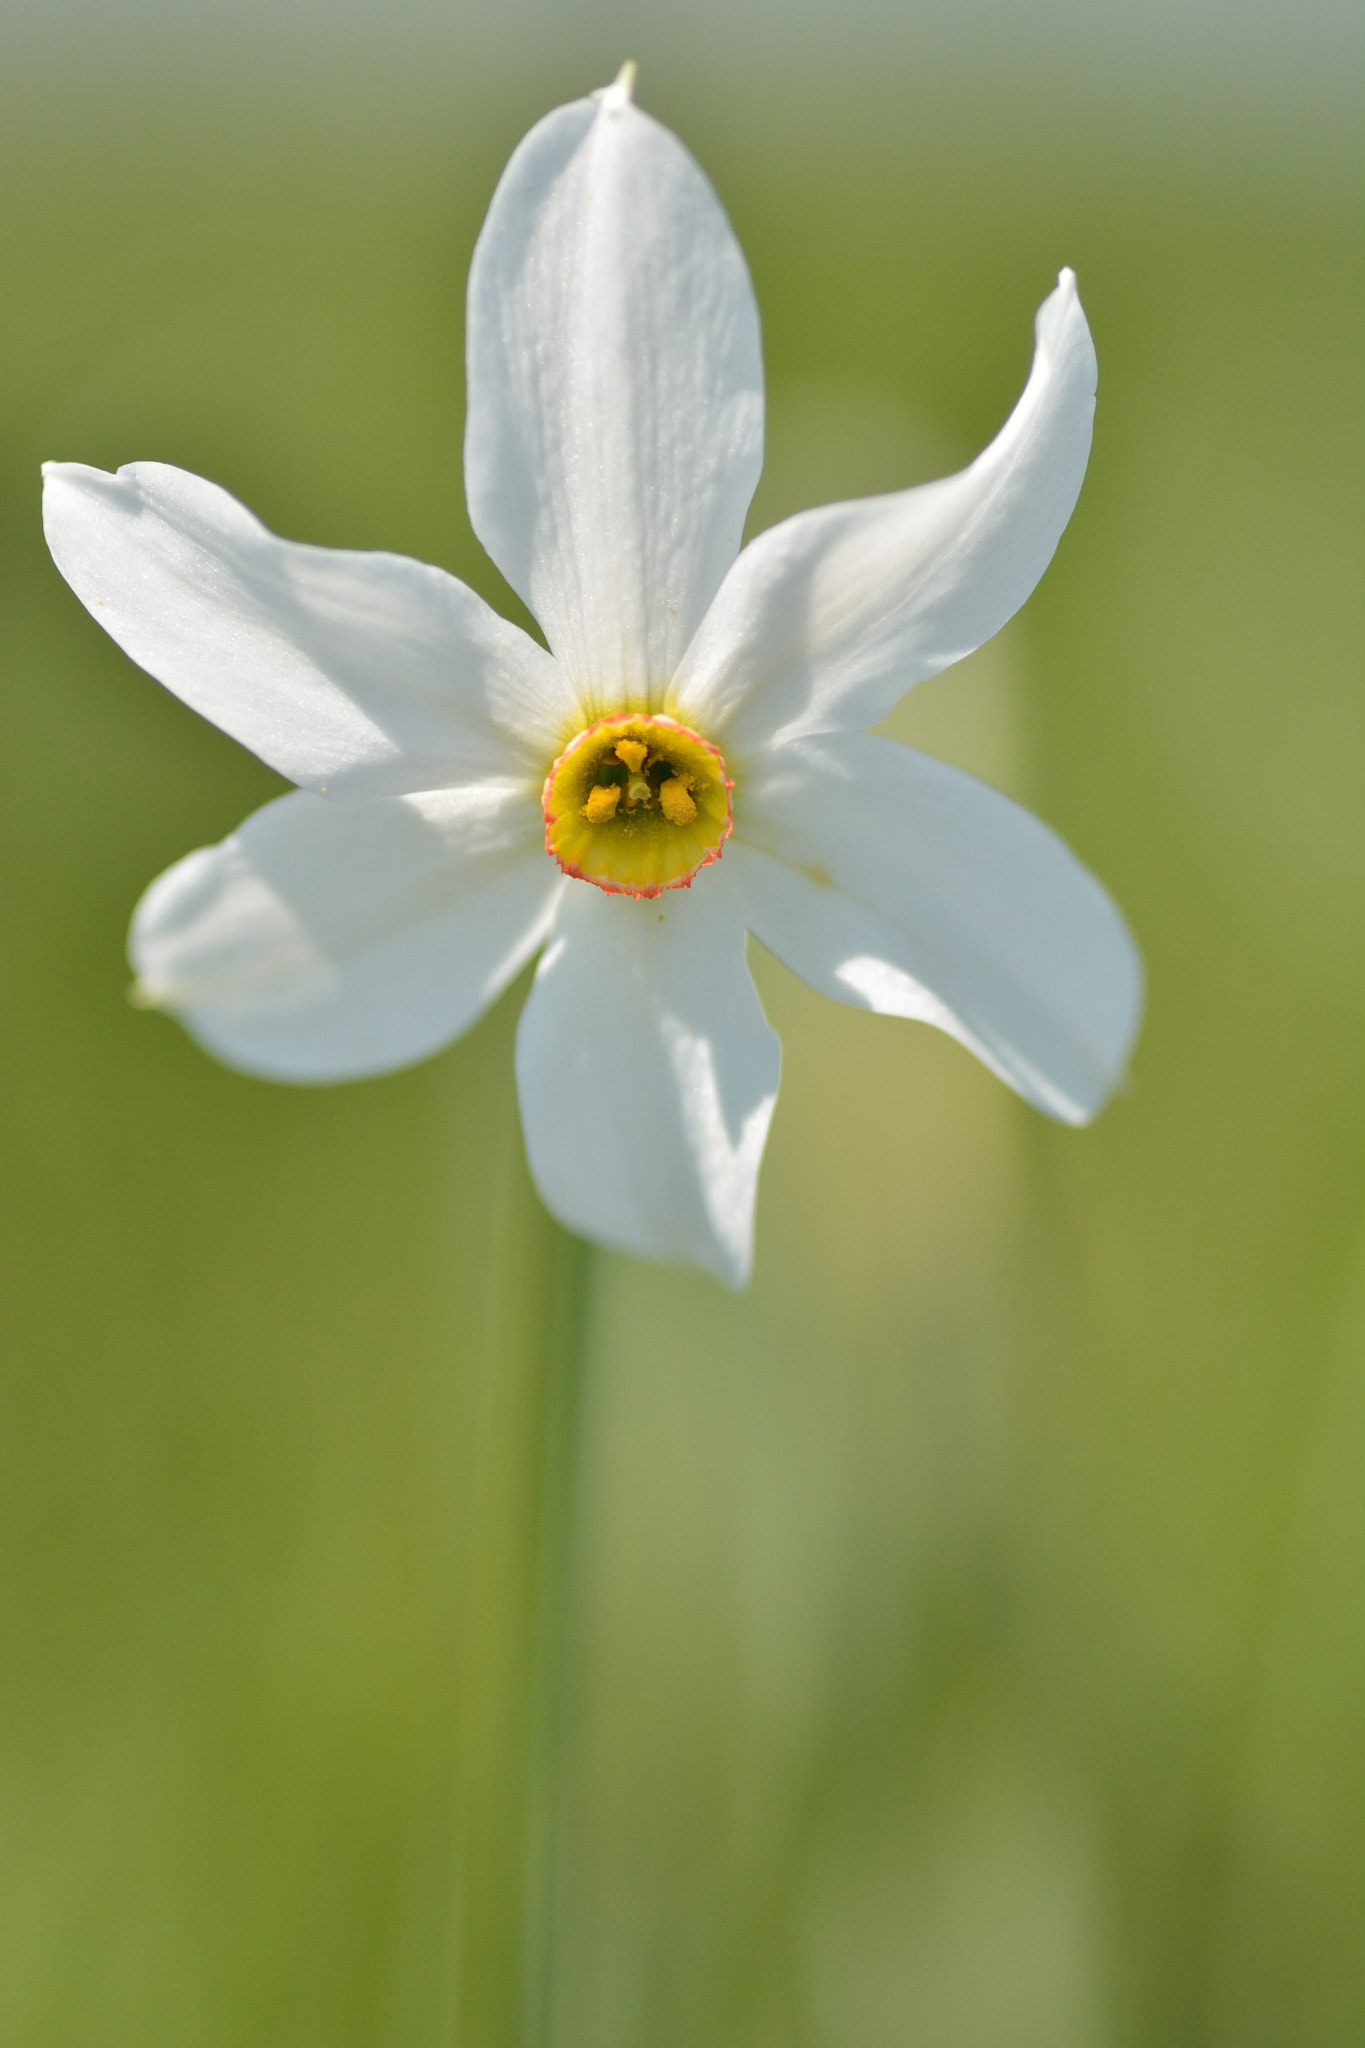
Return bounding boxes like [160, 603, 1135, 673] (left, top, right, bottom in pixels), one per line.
[0, 6, 1360, 2042]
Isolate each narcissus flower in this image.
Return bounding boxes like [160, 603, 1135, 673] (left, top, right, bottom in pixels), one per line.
[43, 66, 1141, 1285]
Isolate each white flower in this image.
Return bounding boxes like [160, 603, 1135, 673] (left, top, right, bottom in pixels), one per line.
[42, 65, 1141, 1287]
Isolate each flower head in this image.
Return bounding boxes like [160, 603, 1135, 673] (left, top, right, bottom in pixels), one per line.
[43, 65, 1141, 1286]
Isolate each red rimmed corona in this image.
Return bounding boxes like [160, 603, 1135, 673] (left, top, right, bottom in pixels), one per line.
[543, 712, 733, 899]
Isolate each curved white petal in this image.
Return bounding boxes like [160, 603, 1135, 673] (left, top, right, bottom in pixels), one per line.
[43, 461, 581, 798]
[514, 874, 779, 1285]
[729, 732, 1141, 1124]
[465, 78, 764, 707]
[131, 781, 562, 1082]
[671, 271, 1096, 751]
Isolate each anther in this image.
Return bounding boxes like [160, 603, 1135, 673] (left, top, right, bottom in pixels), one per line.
[614, 740, 648, 773]
[583, 784, 621, 824]
[659, 778, 698, 825]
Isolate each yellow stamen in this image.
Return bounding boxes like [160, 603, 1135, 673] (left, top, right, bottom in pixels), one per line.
[583, 783, 622, 824]
[659, 777, 697, 825]
[615, 739, 648, 773]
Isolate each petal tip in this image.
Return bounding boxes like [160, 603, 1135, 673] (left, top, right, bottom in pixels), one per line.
[1038, 266, 1084, 331]
[597, 58, 638, 108]
[1035, 265, 1096, 390]
[41, 459, 91, 490]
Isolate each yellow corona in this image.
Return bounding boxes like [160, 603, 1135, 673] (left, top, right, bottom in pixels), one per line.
[542, 712, 733, 899]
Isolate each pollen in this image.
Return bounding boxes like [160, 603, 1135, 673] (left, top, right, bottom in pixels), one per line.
[583, 783, 622, 824]
[659, 777, 697, 825]
[544, 712, 733, 898]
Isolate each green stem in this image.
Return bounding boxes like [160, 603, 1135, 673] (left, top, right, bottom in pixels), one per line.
[454, 1125, 592, 2048]
[518, 1219, 592, 2047]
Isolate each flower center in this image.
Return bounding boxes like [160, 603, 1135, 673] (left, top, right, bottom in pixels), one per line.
[543, 713, 733, 899]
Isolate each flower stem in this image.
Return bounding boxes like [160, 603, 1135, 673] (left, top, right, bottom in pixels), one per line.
[453, 1125, 591, 2047]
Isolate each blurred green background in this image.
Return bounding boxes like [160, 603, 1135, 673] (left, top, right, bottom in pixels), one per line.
[0, 3, 1360, 2042]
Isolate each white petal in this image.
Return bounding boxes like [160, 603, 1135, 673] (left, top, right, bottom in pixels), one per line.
[514, 874, 779, 1285]
[465, 83, 764, 706]
[729, 732, 1141, 1123]
[43, 461, 581, 798]
[131, 781, 562, 1082]
[671, 271, 1096, 750]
